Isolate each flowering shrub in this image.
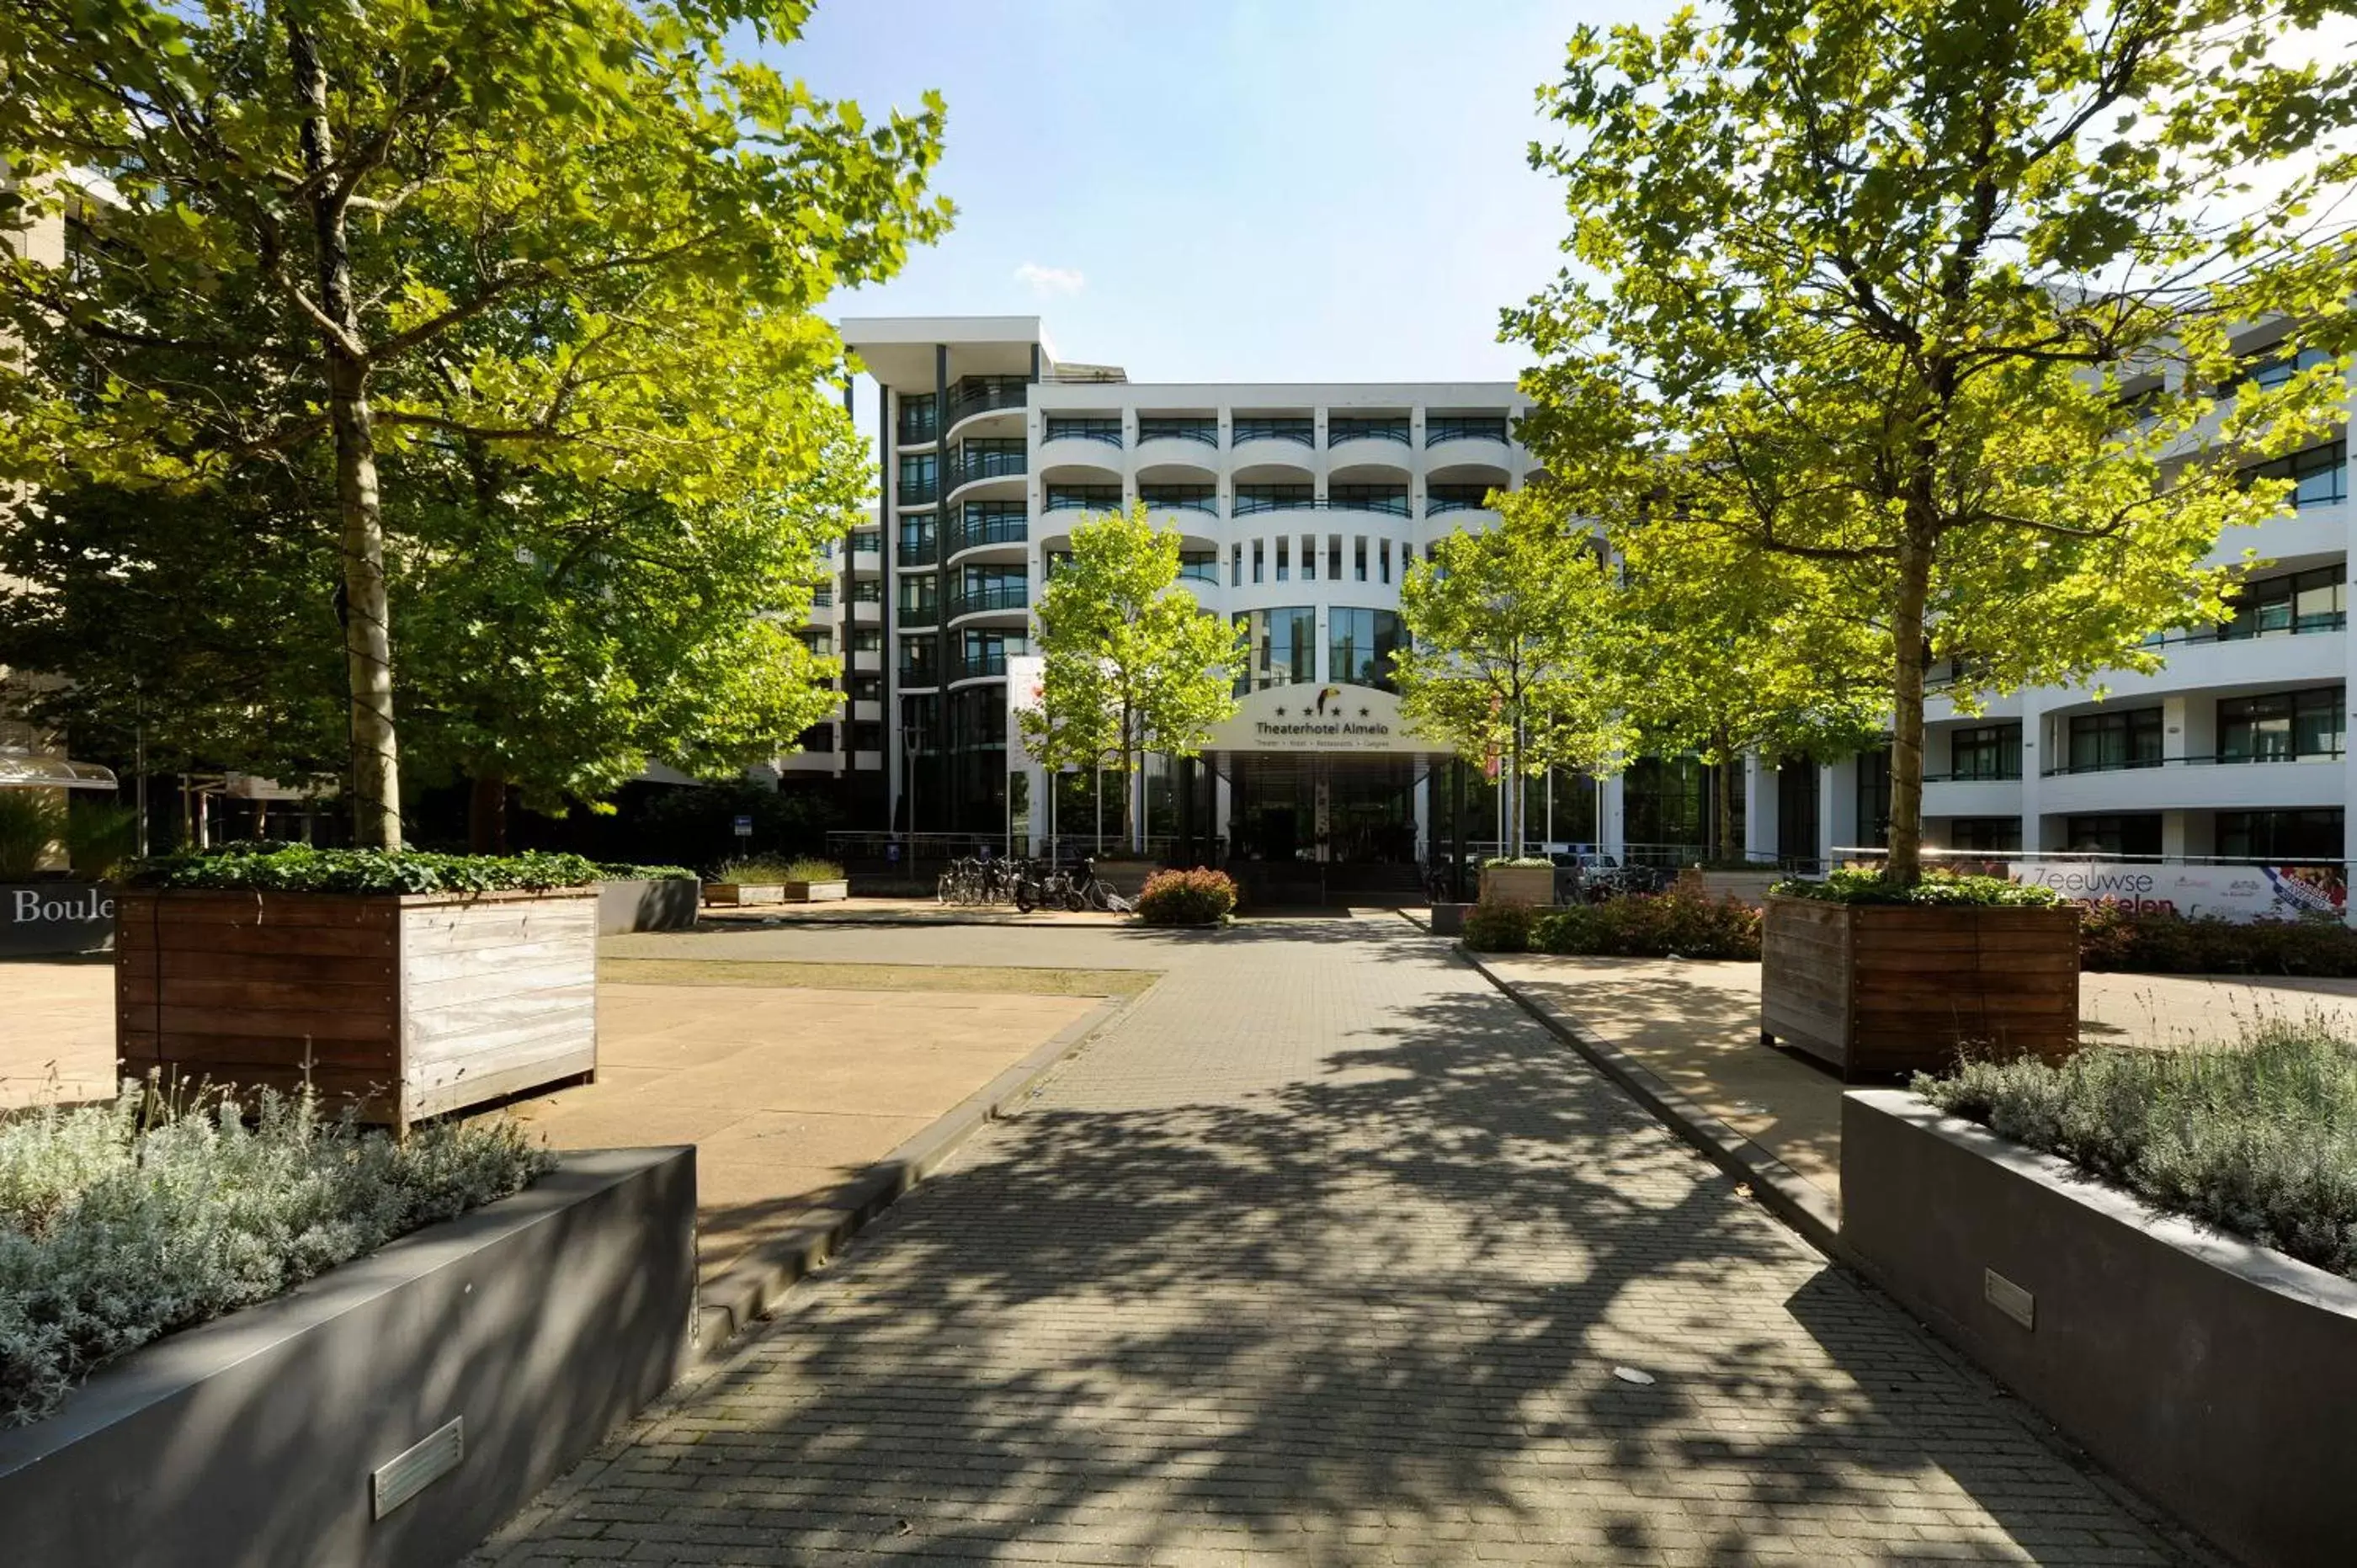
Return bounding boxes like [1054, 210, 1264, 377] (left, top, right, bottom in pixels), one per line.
[1919, 1023, 2357, 1278]
[2078, 902, 2357, 976]
[1530, 888, 1763, 959]
[0, 1084, 551, 1427]
[1460, 897, 1535, 952]
[1135, 867, 1237, 926]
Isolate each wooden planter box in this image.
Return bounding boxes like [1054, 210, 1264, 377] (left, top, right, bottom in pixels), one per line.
[1845, 1092, 2357, 1567]
[1759, 895, 2078, 1077]
[0, 1148, 694, 1568]
[1478, 865, 1555, 906]
[782, 878, 848, 902]
[114, 887, 598, 1129]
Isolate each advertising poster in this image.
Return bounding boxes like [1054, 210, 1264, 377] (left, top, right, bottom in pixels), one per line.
[2004, 861, 2348, 922]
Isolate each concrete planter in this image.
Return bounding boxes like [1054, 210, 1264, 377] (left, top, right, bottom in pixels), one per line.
[702, 881, 783, 906]
[1477, 866, 1555, 906]
[595, 877, 698, 935]
[1759, 896, 2078, 1076]
[781, 879, 849, 903]
[0, 1147, 696, 1568]
[1692, 870, 1781, 906]
[1429, 902, 1469, 937]
[1, 878, 115, 955]
[1844, 1092, 2357, 1568]
[114, 887, 598, 1130]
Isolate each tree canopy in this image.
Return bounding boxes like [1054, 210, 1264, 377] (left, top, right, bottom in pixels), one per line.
[1021, 504, 1242, 851]
[0, 0, 949, 845]
[1394, 506, 1630, 853]
[1508, 0, 2357, 880]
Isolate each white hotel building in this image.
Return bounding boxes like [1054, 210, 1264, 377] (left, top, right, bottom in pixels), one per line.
[801, 315, 2354, 882]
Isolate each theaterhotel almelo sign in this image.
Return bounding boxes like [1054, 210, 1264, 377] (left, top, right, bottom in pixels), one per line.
[1205, 684, 1438, 756]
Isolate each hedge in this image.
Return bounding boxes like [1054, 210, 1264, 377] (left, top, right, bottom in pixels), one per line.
[1135, 868, 1237, 926]
[2079, 903, 2357, 976]
[125, 842, 607, 895]
[1530, 888, 1763, 959]
[1771, 867, 2062, 907]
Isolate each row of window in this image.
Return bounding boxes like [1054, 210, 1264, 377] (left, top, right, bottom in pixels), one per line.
[897, 628, 1029, 688]
[1232, 607, 1407, 694]
[2058, 687, 2347, 772]
[1033, 412, 1511, 450]
[1227, 533, 1431, 587]
[1030, 484, 1497, 519]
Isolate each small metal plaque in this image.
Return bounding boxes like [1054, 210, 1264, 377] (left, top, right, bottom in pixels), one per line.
[1983, 1268, 2035, 1331]
[372, 1417, 463, 1519]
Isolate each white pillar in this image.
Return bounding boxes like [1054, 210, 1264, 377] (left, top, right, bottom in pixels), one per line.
[1601, 772, 1626, 861]
[1821, 758, 1857, 868]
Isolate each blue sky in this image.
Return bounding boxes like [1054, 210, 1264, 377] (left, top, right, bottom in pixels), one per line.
[774, 1, 1642, 385]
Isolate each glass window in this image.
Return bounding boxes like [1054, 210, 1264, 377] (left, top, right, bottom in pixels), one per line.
[2219, 687, 2345, 762]
[2067, 709, 2163, 772]
[799, 629, 833, 656]
[1235, 483, 1314, 516]
[2064, 815, 2163, 856]
[1275, 537, 1290, 582]
[1379, 539, 1391, 585]
[1947, 723, 2021, 780]
[1232, 544, 1243, 587]
[897, 573, 936, 614]
[2239, 344, 2332, 392]
[849, 721, 885, 752]
[1232, 415, 1314, 446]
[849, 529, 881, 554]
[2217, 808, 2344, 859]
[898, 513, 937, 564]
[2243, 441, 2348, 510]
[1252, 539, 1264, 585]
[1854, 747, 1891, 848]
[1329, 484, 1411, 517]
[1943, 816, 2022, 853]
[849, 674, 883, 703]
[1624, 756, 1708, 855]
[1327, 415, 1409, 445]
[2222, 565, 2345, 639]
[1354, 537, 1367, 582]
[1425, 414, 1510, 446]
[1427, 483, 1497, 515]
[849, 577, 882, 603]
[1137, 415, 1217, 445]
[1328, 608, 1406, 692]
[1140, 483, 1217, 514]
[1233, 607, 1316, 693]
[1178, 551, 1218, 586]
[898, 636, 935, 683]
[1043, 416, 1122, 448]
[795, 722, 834, 752]
[1327, 535, 1342, 580]
[850, 628, 881, 653]
[897, 451, 938, 502]
[1043, 484, 1122, 514]
[896, 394, 937, 444]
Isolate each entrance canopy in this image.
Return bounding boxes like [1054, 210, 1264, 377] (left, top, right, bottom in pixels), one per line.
[1203, 683, 1447, 758]
[0, 748, 117, 789]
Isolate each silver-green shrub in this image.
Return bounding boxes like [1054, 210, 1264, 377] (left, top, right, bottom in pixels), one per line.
[0, 1085, 551, 1427]
[1918, 1023, 2357, 1277]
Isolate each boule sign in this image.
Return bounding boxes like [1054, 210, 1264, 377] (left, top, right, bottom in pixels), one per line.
[2, 882, 115, 955]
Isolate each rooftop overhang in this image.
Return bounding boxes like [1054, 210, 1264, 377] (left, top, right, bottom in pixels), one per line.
[0, 750, 117, 789]
[838, 316, 1053, 389]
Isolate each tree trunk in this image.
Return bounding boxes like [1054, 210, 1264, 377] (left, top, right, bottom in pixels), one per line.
[1715, 741, 1740, 864]
[290, 20, 402, 849]
[468, 771, 509, 855]
[1888, 532, 1934, 885]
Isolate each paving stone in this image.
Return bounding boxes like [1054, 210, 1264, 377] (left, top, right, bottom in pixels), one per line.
[476, 921, 2189, 1566]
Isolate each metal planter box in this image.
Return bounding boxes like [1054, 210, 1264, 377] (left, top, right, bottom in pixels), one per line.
[114, 887, 598, 1129]
[1844, 1092, 2357, 1568]
[0, 1147, 695, 1568]
[1759, 895, 2078, 1076]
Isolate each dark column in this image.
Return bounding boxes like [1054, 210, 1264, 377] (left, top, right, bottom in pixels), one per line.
[1177, 756, 1195, 865]
[1450, 757, 1467, 901]
[877, 376, 897, 832]
[932, 343, 950, 833]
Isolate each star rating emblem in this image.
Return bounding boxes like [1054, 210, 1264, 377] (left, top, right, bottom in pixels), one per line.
[1274, 706, 1287, 716]
[1358, 707, 1370, 718]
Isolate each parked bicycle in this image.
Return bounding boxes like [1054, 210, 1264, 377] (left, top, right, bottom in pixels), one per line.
[1013, 856, 1134, 913]
[936, 854, 1018, 906]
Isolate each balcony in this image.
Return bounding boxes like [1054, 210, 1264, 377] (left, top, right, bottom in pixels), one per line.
[1425, 415, 1511, 447]
[948, 503, 1030, 556]
[2094, 623, 2344, 701]
[898, 663, 939, 688]
[1233, 486, 1412, 518]
[896, 476, 939, 506]
[945, 582, 1030, 620]
[1232, 416, 1314, 448]
[1042, 416, 1123, 449]
[1923, 775, 2024, 820]
[1139, 485, 1219, 517]
[949, 647, 1012, 683]
[1426, 484, 1498, 516]
[897, 532, 938, 567]
[897, 601, 938, 630]
[946, 439, 1027, 494]
[1043, 485, 1124, 516]
[1136, 416, 1219, 449]
[1327, 416, 1410, 448]
[2037, 752, 2349, 815]
[948, 375, 1029, 429]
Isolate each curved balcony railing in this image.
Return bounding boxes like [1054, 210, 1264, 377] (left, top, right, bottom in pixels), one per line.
[897, 532, 938, 567]
[897, 476, 939, 505]
[947, 439, 1027, 491]
[948, 504, 1029, 555]
[897, 601, 939, 630]
[2041, 748, 2347, 778]
[949, 647, 1012, 682]
[1426, 416, 1511, 446]
[945, 582, 1030, 620]
[1233, 490, 1411, 518]
[1327, 417, 1410, 446]
[1426, 485, 1498, 515]
[1043, 417, 1123, 449]
[949, 375, 1029, 425]
[1044, 486, 1123, 514]
[1139, 486, 1218, 516]
[1136, 417, 1218, 447]
[1232, 417, 1315, 447]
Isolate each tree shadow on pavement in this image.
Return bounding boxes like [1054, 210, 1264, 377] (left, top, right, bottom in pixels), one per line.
[481, 928, 2177, 1567]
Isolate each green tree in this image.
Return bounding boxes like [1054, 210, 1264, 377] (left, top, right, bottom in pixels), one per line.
[1594, 503, 1886, 858]
[1509, 0, 2357, 881]
[1022, 504, 1242, 853]
[1394, 507, 1630, 854]
[0, 0, 948, 846]
[0, 459, 852, 848]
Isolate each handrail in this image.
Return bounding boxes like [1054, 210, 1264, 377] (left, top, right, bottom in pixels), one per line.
[1136, 419, 1219, 446]
[2041, 749, 2347, 777]
[1328, 418, 1410, 445]
[1234, 493, 1412, 517]
[948, 376, 1028, 423]
[1043, 419, 1123, 448]
[1232, 418, 1315, 446]
[1140, 489, 1219, 515]
[1425, 417, 1511, 446]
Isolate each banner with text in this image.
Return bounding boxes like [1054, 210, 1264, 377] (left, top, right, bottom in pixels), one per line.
[2003, 861, 2348, 922]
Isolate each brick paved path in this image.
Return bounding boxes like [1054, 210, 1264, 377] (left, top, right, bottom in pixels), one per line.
[480, 921, 2184, 1566]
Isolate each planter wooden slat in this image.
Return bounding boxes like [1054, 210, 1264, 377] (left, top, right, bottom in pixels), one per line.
[115, 887, 597, 1129]
[1760, 896, 2078, 1077]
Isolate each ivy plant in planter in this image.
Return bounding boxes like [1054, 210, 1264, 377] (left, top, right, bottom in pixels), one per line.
[1761, 870, 2077, 1078]
[115, 844, 604, 1128]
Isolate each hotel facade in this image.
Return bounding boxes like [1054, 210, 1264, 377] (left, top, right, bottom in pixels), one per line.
[802, 316, 2354, 876]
